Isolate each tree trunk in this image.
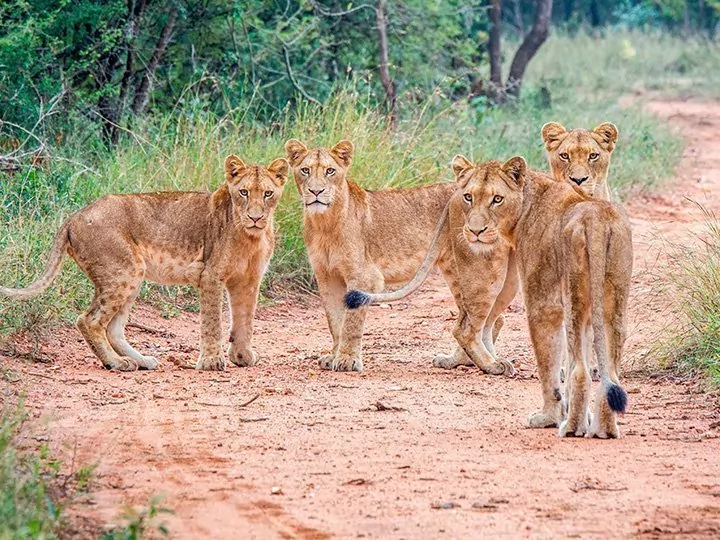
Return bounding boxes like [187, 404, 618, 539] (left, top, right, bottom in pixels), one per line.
[489, 0, 503, 100]
[131, 7, 178, 116]
[698, 0, 706, 35]
[109, 0, 147, 144]
[506, 0, 553, 98]
[512, 0, 524, 35]
[376, 0, 397, 130]
[589, 0, 600, 27]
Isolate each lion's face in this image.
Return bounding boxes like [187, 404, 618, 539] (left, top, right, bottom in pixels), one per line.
[451, 155, 526, 253]
[224, 155, 288, 236]
[541, 122, 618, 198]
[284, 139, 354, 215]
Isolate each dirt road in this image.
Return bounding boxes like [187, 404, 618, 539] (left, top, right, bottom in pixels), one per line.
[3, 100, 720, 539]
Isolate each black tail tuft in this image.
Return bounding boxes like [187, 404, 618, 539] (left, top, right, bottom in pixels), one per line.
[344, 290, 372, 309]
[606, 383, 628, 413]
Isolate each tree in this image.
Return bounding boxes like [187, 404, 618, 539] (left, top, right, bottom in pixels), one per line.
[485, 0, 554, 102]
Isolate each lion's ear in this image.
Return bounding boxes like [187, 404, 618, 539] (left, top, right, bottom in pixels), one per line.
[330, 140, 354, 167]
[285, 139, 308, 167]
[541, 122, 567, 150]
[225, 155, 247, 183]
[267, 158, 289, 187]
[502, 156, 526, 189]
[452, 155, 474, 186]
[593, 122, 618, 152]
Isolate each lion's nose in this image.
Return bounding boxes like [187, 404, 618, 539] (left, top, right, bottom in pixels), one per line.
[309, 188, 325, 196]
[248, 214, 263, 223]
[469, 226, 488, 237]
[571, 176, 589, 186]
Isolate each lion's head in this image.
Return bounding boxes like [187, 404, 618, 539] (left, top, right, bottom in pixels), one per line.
[224, 155, 288, 236]
[541, 122, 618, 199]
[450, 155, 526, 253]
[284, 139, 354, 215]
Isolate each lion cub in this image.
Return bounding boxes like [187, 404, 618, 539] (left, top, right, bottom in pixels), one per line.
[284, 138, 513, 375]
[541, 122, 618, 200]
[1, 156, 288, 371]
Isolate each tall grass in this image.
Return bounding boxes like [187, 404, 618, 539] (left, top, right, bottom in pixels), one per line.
[0, 400, 63, 538]
[654, 213, 720, 385]
[0, 29, 696, 335]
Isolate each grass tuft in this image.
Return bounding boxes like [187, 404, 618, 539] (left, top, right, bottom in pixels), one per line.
[653, 210, 720, 385]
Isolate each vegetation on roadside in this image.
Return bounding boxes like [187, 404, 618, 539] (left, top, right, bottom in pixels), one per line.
[654, 212, 720, 385]
[0, 400, 64, 538]
[1, 28, 700, 335]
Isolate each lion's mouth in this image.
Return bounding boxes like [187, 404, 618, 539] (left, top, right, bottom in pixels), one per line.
[306, 200, 329, 207]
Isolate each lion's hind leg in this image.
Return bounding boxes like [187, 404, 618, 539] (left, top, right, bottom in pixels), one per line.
[106, 276, 158, 370]
[558, 318, 591, 438]
[526, 306, 565, 428]
[77, 286, 139, 372]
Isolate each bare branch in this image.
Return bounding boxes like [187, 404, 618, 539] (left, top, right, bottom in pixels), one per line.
[282, 45, 322, 106]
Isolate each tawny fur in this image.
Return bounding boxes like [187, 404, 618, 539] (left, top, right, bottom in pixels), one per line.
[284, 139, 512, 375]
[350, 157, 633, 438]
[509, 167, 632, 438]
[0, 156, 288, 372]
[542, 122, 618, 200]
[344, 157, 522, 376]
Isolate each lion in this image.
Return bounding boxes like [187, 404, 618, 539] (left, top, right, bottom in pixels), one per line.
[542, 122, 618, 200]
[284, 139, 514, 376]
[0, 156, 288, 372]
[347, 157, 633, 438]
[344, 156, 523, 374]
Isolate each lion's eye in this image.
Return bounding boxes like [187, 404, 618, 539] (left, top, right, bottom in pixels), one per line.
[264, 191, 273, 198]
[492, 195, 504, 205]
[300, 167, 310, 176]
[559, 153, 570, 161]
[239, 189, 249, 197]
[326, 168, 335, 176]
[589, 152, 599, 161]
[463, 193, 472, 203]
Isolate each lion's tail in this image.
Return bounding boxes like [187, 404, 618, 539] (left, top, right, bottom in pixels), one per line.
[587, 222, 627, 413]
[344, 201, 450, 310]
[0, 221, 70, 300]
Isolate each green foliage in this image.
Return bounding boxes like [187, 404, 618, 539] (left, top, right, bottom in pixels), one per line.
[0, 401, 63, 539]
[655, 211, 720, 385]
[0, 29, 694, 335]
[100, 496, 173, 540]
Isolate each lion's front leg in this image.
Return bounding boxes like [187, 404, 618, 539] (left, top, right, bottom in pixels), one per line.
[453, 317, 515, 377]
[315, 271, 347, 369]
[196, 271, 226, 371]
[225, 277, 261, 367]
[327, 269, 383, 373]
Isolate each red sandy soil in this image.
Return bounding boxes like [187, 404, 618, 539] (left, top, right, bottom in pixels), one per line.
[2, 99, 720, 539]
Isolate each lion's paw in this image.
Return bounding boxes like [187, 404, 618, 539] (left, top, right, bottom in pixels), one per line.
[433, 353, 472, 370]
[136, 355, 158, 370]
[587, 417, 619, 439]
[230, 346, 258, 367]
[196, 355, 227, 371]
[558, 415, 589, 438]
[528, 405, 563, 428]
[481, 358, 516, 377]
[107, 356, 139, 372]
[321, 353, 362, 372]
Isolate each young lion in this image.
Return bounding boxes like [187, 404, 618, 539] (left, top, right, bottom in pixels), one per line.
[0, 156, 288, 372]
[348, 157, 633, 438]
[542, 122, 618, 200]
[345, 157, 523, 375]
[284, 138, 514, 375]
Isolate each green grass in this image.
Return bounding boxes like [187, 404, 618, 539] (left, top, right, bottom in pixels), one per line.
[1, 28, 701, 335]
[0, 401, 63, 539]
[654, 212, 720, 385]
